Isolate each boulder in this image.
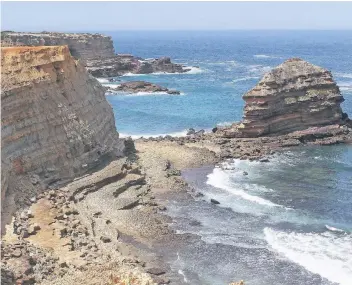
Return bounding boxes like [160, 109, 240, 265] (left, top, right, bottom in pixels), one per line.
[210, 198, 220, 205]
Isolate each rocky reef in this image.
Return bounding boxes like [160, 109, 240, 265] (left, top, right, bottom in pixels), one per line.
[86, 55, 189, 77]
[2, 32, 190, 77]
[1, 46, 125, 225]
[217, 58, 349, 138]
[1, 32, 115, 60]
[106, 81, 180, 95]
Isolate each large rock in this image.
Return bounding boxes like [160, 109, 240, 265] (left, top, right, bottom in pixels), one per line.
[86, 55, 188, 77]
[219, 58, 348, 138]
[1, 46, 125, 223]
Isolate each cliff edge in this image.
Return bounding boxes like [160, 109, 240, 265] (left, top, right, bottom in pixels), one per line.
[1, 46, 124, 227]
[1, 32, 115, 60]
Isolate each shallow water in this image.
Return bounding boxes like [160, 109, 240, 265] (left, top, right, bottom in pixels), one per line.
[98, 30, 352, 284]
[165, 145, 352, 285]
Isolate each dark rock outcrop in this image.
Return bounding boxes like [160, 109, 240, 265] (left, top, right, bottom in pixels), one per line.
[218, 58, 349, 138]
[86, 56, 189, 77]
[1, 31, 191, 77]
[106, 81, 180, 95]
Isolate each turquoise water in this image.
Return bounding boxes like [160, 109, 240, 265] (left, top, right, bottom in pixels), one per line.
[103, 30, 352, 137]
[101, 31, 352, 285]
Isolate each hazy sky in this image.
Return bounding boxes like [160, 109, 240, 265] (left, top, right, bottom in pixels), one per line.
[2, 1, 352, 31]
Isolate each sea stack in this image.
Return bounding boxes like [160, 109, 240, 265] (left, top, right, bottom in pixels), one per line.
[221, 58, 348, 138]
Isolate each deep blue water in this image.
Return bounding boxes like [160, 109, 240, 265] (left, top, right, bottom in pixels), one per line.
[103, 30, 352, 137]
[99, 31, 352, 285]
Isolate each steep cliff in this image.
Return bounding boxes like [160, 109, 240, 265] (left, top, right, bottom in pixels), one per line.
[219, 58, 348, 138]
[1, 46, 124, 219]
[2, 31, 190, 77]
[1, 32, 115, 60]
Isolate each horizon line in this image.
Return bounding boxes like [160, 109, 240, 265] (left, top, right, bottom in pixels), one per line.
[2, 28, 352, 33]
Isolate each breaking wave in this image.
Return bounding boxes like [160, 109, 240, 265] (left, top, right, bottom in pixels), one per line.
[254, 54, 279, 59]
[119, 129, 189, 139]
[264, 227, 352, 285]
[232, 76, 260, 83]
[96, 78, 110, 83]
[336, 72, 352, 79]
[216, 121, 234, 127]
[325, 225, 345, 233]
[206, 166, 280, 207]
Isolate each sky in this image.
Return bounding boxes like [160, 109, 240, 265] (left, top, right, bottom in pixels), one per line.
[1, 1, 352, 31]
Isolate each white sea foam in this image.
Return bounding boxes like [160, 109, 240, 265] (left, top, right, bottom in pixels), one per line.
[206, 167, 279, 207]
[96, 78, 110, 83]
[247, 65, 272, 75]
[325, 225, 345, 233]
[264, 227, 352, 285]
[216, 121, 234, 127]
[102, 83, 121, 89]
[121, 66, 205, 76]
[336, 72, 352, 79]
[184, 66, 205, 74]
[121, 72, 147, 77]
[119, 129, 189, 139]
[232, 76, 260, 83]
[339, 82, 352, 92]
[178, 270, 189, 283]
[106, 91, 185, 96]
[254, 54, 277, 59]
[206, 60, 238, 66]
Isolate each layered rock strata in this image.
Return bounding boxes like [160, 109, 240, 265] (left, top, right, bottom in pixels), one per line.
[1, 46, 124, 223]
[1, 32, 115, 60]
[218, 58, 349, 138]
[2, 32, 190, 77]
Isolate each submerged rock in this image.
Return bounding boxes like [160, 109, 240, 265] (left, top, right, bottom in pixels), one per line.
[107, 81, 180, 95]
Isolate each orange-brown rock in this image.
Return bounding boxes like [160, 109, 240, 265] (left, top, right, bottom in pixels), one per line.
[2, 32, 115, 60]
[1, 46, 124, 220]
[219, 58, 348, 138]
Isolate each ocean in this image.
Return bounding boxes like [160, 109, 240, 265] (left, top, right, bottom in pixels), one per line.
[102, 31, 352, 285]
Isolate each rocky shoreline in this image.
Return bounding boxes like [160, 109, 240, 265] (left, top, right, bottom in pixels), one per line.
[1, 32, 192, 77]
[86, 56, 190, 78]
[1, 35, 352, 285]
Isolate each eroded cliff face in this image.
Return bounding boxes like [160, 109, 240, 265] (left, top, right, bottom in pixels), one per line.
[1, 46, 124, 223]
[219, 58, 348, 138]
[2, 32, 190, 77]
[2, 32, 115, 60]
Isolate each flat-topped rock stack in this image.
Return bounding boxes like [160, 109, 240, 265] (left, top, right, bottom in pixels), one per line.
[218, 58, 349, 138]
[1, 46, 125, 224]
